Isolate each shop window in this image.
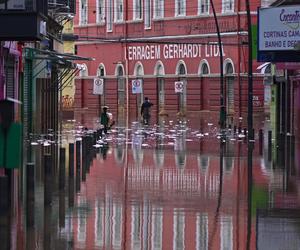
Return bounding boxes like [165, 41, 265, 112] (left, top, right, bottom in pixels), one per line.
[154, 0, 164, 18]
[79, 0, 88, 25]
[134, 0, 142, 20]
[115, 0, 124, 22]
[96, 0, 105, 23]
[175, 0, 186, 16]
[198, 0, 209, 15]
[222, 0, 234, 13]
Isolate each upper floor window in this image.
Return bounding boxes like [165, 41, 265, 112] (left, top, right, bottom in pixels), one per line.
[134, 0, 142, 20]
[175, 0, 186, 16]
[198, 0, 209, 15]
[107, 0, 113, 31]
[115, 0, 124, 22]
[144, 0, 151, 28]
[79, 0, 88, 25]
[154, 0, 164, 19]
[96, 0, 105, 23]
[222, 0, 234, 13]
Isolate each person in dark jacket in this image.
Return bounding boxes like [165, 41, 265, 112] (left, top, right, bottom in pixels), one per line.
[99, 106, 115, 137]
[140, 97, 153, 125]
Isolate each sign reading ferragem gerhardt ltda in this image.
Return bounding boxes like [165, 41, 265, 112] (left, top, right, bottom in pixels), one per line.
[258, 6, 300, 51]
[127, 43, 225, 61]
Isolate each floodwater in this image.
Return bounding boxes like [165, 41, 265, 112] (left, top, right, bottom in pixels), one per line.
[3, 115, 300, 250]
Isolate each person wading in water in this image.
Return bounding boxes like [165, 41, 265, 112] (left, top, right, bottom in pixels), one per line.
[140, 97, 153, 125]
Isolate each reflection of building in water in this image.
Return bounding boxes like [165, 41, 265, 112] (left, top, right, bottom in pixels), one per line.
[198, 154, 210, 173]
[132, 133, 144, 165]
[114, 127, 126, 165]
[174, 123, 187, 168]
[69, 140, 269, 250]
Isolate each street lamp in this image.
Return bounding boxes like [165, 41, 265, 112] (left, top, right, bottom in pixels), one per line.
[209, 0, 226, 131]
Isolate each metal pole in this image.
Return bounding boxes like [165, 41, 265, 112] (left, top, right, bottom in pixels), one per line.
[209, 0, 225, 131]
[246, 0, 253, 140]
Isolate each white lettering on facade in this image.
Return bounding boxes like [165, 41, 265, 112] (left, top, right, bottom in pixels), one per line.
[127, 43, 225, 61]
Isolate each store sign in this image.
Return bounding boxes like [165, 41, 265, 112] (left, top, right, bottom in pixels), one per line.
[93, 78, 104, 95]
[132, 79, 142, 94]
[0, 0, 25, 9]
[175, 81, 184, 93]
[127, 43, 225, 61]
[258, 6, 300, 51]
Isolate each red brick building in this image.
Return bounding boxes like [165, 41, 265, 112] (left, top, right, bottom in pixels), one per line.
[74, 0, 265, 127]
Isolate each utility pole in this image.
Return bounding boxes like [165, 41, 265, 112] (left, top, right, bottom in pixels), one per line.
[209, 0, 226, 131]
[246, 0, 253, 140]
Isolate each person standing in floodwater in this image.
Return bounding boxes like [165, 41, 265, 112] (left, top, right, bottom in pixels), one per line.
[141, 97, 153, 125]
[100, 106, 115, 137]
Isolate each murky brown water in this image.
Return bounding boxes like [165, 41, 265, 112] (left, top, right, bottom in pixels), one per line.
[3, 115, 300, 250]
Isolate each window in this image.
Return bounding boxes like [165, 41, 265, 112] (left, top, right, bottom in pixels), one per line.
[115, 0, 124, 22]
[134, 0, 142, 20]
[175, 0, 186, 16]
[144, 0, 151, 28]
[79, 0, 88, 25]
[96, 0, 105, 23]
[178, 63, 186, 75]
[222, 0, 234, 13]
[198, 0, 209, 14]
[154, 0, 164, 18]
[97, 65, 105, 77]
[79, 64, 88, 77]
[200, 62, 209, 75]
[107, 0, 113, 31]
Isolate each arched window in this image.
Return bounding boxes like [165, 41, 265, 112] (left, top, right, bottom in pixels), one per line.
[134, 62, 144, 76]
[177, 62, 187, 75]
[154, 61, 165, 76]
[79, 64, 88, 77]
[224, 58, 235, 75]
[116, 64, 124, 76]
[97, 64, 106, 77]
[199, 59, 210, 75]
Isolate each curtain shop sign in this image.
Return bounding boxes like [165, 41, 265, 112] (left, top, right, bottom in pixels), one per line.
[258, 6, 300, 51]
[127, 43, 225, 61]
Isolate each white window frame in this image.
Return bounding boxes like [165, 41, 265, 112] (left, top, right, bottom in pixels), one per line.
[175, 0, 186, 17]
[79, 0, 88, 25]
[96, 0, 105, 23]
[107, 0, 113, 31]
[115, 0, 124, 22]
[222, 0, 234, 13]
[153, 0, 164, 19]
[134, 0, 143, 20]
[144, 0, 151, 28]
[198, 0, 209, 15]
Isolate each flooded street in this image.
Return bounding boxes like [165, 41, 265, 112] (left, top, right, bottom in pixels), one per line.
[3, 115, 300, 250]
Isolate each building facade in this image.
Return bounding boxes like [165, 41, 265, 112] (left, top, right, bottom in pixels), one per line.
[74, 0, 265, 128]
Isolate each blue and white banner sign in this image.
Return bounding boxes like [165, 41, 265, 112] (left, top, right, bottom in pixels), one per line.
[259, 6, 300, 51]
